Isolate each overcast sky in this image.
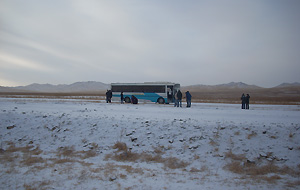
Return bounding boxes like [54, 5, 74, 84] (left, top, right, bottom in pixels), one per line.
[1, 0, 300, 87]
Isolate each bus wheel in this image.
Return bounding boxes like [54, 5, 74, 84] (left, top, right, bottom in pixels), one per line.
[124, 97, 131, 103]
[157, 98, 165, 104]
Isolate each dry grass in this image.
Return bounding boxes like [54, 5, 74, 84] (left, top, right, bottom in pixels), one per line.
[21, 156, 45, 166]
[80, 150, 97, 159]
[200, 165, 209, 172]
[181, 86, 300, 105]
[23, 180, 52, 190]
[0, 91, 106, 101]
[163, 157, 189, 169]
[153, 146, 166, 155]
[114, 151, 140, 162]
[57, 145, 98, 159]
[226, 161, 244, 174]
[193, 155, 200, 160]
[224, 150, 300, 185]
[140, 153, 164, 163]
[92, 162, 145, 180]
[106, 142, 189, 169]
[234, 131, 240, 135]
[1, 142, 97, 172]
[113, 142, 129, 152]
[286, 180, 300, 188]
[247, 131, 257, 139]
[0, 152, 19, 162]
[57, 146, 77, 157]
[226, 161, 299, 177]
[209, 139, 218, 146]
[53, 158, 77, 164]
[190, 167, 202, 172]
[261, 175, 282, 183]
[5, 144, 35, 153]
[225, 150, 246, 161]
[0, 144, 44, 164]
[118, 164, 144, 174]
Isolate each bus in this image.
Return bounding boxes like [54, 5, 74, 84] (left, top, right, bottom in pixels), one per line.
[111, 82, 180, 104]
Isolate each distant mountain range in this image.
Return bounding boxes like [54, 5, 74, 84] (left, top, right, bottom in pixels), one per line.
[184, 82, 262, 90]
[275, 82, 300, 88]
[0, 81, 299, 93]
[0, 81, 109, 93]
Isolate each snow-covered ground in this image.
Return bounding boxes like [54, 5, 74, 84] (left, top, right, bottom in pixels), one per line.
[0, 98, 299, 190]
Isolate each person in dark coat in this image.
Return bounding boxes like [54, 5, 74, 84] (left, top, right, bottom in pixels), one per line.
[245, 94, 250, 109]
[176, 90, 182, 107]
[131, 95, 138, 104]
[109, 90, 113, 103]
[106, 90, 110, 103]
[120, 92, 124, 104]
[241, 93, 246, 109]
[185, 91, 192, 107]
[174, 90, 178, 107]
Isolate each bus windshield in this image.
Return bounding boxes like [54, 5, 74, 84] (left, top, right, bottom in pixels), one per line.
[111, 82, 180, 104]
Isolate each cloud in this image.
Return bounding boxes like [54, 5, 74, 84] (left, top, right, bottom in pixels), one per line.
[0, 31, 86, 66]
[0, 0, 300, 87]
[0, 77, 21, 87]
[0, 52, 55, 72]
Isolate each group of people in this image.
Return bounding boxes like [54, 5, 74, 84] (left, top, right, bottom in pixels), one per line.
[110, 90, 248, 109]
[174, 90, 192, 108]
[120, 92, 138, 104]
[241, 93, 250, 109]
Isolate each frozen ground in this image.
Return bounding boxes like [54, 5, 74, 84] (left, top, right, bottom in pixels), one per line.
[0, 98, 299, 190]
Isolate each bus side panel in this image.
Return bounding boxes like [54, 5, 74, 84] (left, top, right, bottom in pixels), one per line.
[112, 92, 166, 103]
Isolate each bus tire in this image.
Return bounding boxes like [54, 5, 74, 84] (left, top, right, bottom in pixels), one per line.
[157, 97, 165, 104]
[124, 97, 131, 103]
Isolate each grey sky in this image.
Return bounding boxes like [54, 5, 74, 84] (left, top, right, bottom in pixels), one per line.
[0, 0, 300, 87]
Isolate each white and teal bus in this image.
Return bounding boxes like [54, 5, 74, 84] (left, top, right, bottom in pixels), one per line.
[111, 82, 180, 104]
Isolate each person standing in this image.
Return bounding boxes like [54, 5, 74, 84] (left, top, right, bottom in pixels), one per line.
[120, 92, 124, 104]
[174, 90, 178, 107]
[241, 93, 246, 109]
[108, 90, 112, 103]
[185, 91, 192, 108]
[176, 90, 182, 107]
[106, 90, 110, 103]
[245, 94, 250, 109]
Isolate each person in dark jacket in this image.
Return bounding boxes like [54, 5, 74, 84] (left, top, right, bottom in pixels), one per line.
[245, 94, 250, 109]
[241, 93, 246, 109]
[131, 95, 138, 104]
[174, 90, 178, 107]
[106, 90, 110, 103]
[106, 90, 112, 103]
[176, 90, 182, 107]
[185, 91, 192, 107]
[120, 92, 124, 104]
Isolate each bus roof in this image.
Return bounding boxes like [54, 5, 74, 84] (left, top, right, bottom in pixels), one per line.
[111, 82, 180, 86]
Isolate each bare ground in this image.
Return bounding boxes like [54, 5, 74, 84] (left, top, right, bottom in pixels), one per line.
[1, 86, 299, 105]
